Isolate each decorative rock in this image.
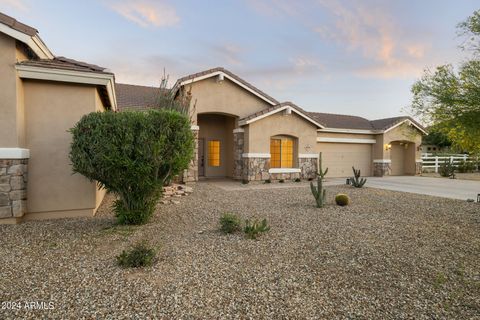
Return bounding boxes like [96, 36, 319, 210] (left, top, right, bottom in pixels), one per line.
[0, 176, 9, 184]
[9, 190, 27, 201]
[0, 206, 11, 218]
[0, 193, 10, 206]
[0, 168, 6, 175]
[11, 200, 26, 217]
[0, 184, 11, 192]
[7, 164, 25, 176]
[10, 176, 25, 190]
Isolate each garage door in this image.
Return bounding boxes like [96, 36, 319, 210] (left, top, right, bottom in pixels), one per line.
[318, 143, 372, 177]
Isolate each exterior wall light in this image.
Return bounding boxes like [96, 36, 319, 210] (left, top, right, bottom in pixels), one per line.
[216, 74, 224, 82]
[385, 144, 392, 151]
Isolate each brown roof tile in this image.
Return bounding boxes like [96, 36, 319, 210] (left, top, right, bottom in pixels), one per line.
[308, 112, 374, 130]
[174, 67, 279, 105]
[17, 56, 111, 74]
[115, 83, 165, 111]
[0, 12, 37, 36]
[241, 102, 325, 127]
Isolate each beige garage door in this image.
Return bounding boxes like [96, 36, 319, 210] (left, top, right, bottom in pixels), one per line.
[318, 143, 372, 177]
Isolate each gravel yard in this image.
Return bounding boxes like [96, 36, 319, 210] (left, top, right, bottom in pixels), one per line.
[1, 182, 479, 319]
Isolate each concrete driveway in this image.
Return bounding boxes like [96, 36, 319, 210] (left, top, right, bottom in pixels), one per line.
[364, 176, 479, 201]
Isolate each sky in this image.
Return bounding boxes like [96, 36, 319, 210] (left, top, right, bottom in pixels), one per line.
[1, 0, 478, 119]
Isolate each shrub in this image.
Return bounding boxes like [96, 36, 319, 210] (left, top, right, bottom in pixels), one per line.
[70, 110, 194, 225]
[439, 159, 455, 178]
[457, 159, 475, 173]
[242, 179, 249, 184]
[279, 179, 285, 183]
[220, 213, 241, 234]
[244, 218, 270, 240]
[264, 179, 271, 184]
[294, 178, 301, 182]
[116, 242, 156, 268]
[335, 194, 350, 206]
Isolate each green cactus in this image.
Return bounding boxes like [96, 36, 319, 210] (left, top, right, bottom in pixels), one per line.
[351, 166, 367, 188]
[310, 152, 328, 208]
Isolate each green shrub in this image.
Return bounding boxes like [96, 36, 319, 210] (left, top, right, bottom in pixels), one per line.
[278, 179, 285, 183]
[220, 213, 241, 234]
[244, 218, 270, 240]
[69, 110, 194, 225]
[264, 179, 271, 184]
[242, 179, 249, 184]
[294, 178, 301, 182]
[335, 194, 350, 206]
[457, 159, 475, 173]
[116, 242, 156, 268]
[439, 159, 455, 178]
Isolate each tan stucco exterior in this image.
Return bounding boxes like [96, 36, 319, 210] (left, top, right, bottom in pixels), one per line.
[247, 112, 317, 155]
[23, 81, 106, 219]
[186, 77, 270, 123]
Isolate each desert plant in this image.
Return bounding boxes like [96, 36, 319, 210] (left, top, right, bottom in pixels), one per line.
[351, 167, 367, 188]
[70, 109, 194, 225]
[439, 159, 456, 178]
[335, 194, 350, 206]
[457, 159, 475, 173]
[220, 213, 241, 234]
[244, 218, 270, 240]
[116, 241, 156, 268]
[264, 179, 271, 184]
[279, 179, 285, 183]
[310, 152, 328, 208]
[294, 178, 301, 182]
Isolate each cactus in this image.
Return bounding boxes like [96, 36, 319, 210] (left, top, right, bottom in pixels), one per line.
[335, 193, 350, 206]
[351, 166, 367, 188]
[310, 152, 328, 208]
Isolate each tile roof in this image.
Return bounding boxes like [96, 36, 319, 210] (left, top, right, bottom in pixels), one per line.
[308, 112, 374, 130]
[174, 67, 279, 105]
[0, 12, 37, 36]
[369, 116, 409, 130]
[17, 56, 111, 74]
[115, 83, 164, 111]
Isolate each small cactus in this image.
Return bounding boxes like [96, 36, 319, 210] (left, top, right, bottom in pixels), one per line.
[351, 166, 367, 188]
[310, 152, 328, 208]
[335, 194, 350, 206]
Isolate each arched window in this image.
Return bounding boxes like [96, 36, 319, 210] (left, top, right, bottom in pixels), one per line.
[270, 137, 294, 168]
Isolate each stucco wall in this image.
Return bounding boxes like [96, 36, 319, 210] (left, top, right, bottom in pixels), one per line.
[0, 33, 20, 147]
[23, 80, 101, 218]
[187, 77, 271, 123]
[247, 112, 317, 155]
[383, 123, 422, 160]
[317, 132, 376, 140]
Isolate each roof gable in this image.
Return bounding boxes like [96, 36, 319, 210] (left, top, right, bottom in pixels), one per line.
[173, 67, 279, 106]
[239, 102, 325, 128]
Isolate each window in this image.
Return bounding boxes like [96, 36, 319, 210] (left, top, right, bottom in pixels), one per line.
[208, 140, 220, 167]
[270, 137, 294, 168]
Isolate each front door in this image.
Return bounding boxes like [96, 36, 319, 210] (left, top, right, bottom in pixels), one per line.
[198, 138, 205, 176]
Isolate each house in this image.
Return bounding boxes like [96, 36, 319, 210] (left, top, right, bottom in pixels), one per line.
[116, 68, 426, 182]
[0, 12, 425, 224]
[0, 13, 116, 223]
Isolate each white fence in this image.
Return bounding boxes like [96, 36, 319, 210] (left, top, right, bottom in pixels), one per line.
[421, 153, 478, 173]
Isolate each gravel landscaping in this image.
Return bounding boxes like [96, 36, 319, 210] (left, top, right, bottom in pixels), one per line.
[1, 182, 479, 319]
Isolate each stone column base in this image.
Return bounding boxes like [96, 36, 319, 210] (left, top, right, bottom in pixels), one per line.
[242, 157, 270, 181]
[0, 159, 28, 220]
[299, 157, 318, 180]
[373, 160, 391, 177]
[415, 160, 423, 175]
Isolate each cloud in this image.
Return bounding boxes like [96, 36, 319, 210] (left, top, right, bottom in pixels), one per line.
[0, 0, 28, 11]
[210, 44, 244, 66]
[108, 0, 179, 28]
[314, 0, 429, 78]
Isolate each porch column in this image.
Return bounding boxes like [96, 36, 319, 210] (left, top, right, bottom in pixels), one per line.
[233, 128, 244, 180]
[0, 148, 29, 224]
[182, 125, 199, 183]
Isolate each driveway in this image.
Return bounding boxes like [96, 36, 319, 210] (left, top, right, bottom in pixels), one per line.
[364, 176, 479, 201]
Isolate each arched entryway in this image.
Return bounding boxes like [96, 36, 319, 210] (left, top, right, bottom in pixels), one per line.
[390, 140, 416, 175]
[197, 113, 237, 178]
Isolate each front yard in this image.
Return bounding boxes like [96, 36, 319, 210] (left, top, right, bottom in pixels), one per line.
[1, 183, 479, 318]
